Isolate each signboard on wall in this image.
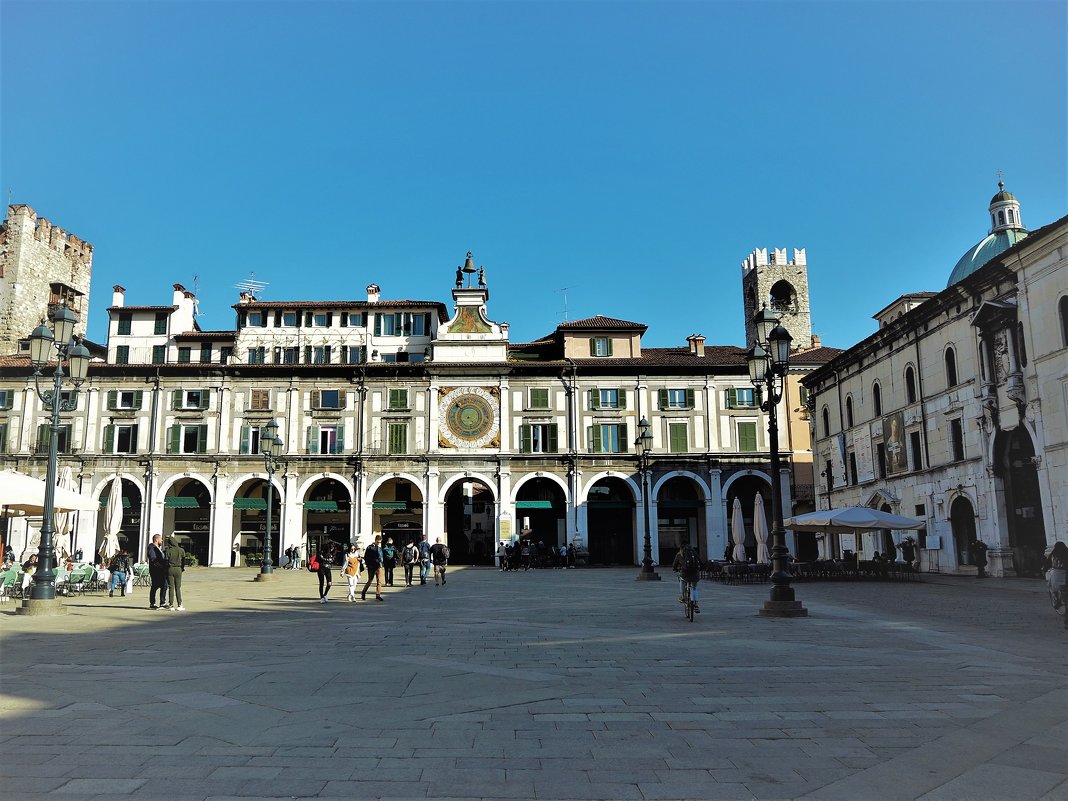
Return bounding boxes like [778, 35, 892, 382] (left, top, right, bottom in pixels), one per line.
[853, 425, 875, 483]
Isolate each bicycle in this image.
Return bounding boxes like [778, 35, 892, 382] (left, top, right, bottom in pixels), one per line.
[1047, 569, 1066, 618]
[680, 578, 697, 622]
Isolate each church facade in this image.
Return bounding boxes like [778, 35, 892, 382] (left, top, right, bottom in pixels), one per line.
[803, 186, 1068, 576]
[0, 211, 837, 568]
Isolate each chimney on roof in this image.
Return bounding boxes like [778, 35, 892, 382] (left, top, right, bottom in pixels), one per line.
[112, 285, 125, 307]
[810, 334, 821, 350]
[172, 283, 186, 307]
[238, 291, 253, 304]
[367, 283, 381, 303]
[686, 334, 706, 357]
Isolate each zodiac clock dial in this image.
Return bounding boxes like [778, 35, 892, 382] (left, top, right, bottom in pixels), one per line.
[439, 387, 500, 448]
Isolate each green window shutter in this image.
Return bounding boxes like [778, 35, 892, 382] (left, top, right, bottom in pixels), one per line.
[685, 388, 695, 408]
[618, 425, 628, 452]
[295, 311, 302, 328]
[727, 388, 737, 409]
[340, 313, 348, 328]
[589, 338, 597, 356]
[307, 425, 319, 454]
[167, 425, 180, 454]
[197, 425, 208, 453]
[237, 310, 247, 329]
[260, 313, 268, 328]
[107, 390, 118, 410]
[0, 424, 7, 453]
[340, 346, 349, 362]
[669, 423, 687, 454]
[738, 422, 757, 452]
[197, 390, 209, 411]
[274, 311, 282, 327]
[305, 312, 313, 326]
[333, 425, 345, 454]
[172, 389, 181, 410]
[520, 424, 532, 453]
[424, 312, 432, 333]
[607, 339, 613, 356]
[240, 426, 251, 455]
[658, 389, 668, 410]
[389, 423, 407, 455]
[311, 390, 320, 408]
[618, 388, 627, 408]
[324, 346, 332, 363]
[103, 425, 115, 454]
[547, 424, 559, 453]
[134, 390, 144, 410]
[589, 425, 602, 453]
[589, 389, 600, 410]
[326, 312, 333, 327]
[131, 424, 139, 452]
[304, 346, 312, 364]
[374, 314, 382, 336]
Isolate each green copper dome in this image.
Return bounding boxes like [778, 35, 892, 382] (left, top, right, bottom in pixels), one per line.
[946, 228, 1028, 287]
[990, 189, 1017, 205]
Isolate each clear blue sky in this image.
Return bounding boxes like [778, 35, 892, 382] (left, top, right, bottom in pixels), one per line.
[3, 1, 1065, 350]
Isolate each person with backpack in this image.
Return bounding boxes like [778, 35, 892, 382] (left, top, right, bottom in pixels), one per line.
[311, 542, 335, 604]
[418, 534, 432, 585]
[108, 549, 131, 597]
[402, 539, 419, 586]
[672, 543, 701, 614]
[342, 543, 362, 602]
[430, 537, 450, 586]
[361, 535, 384, 601]
[382, 537, 397, 587]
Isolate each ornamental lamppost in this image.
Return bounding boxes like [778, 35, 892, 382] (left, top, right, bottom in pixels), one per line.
[635, 416, 660, 581]
[256, 419, 284, 579]
[747, 310, 808, 617]
[19, 306, 90, 615]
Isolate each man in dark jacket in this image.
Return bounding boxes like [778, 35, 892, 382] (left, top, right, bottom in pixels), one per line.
[361, 535, 384, 601]
[163, 536, 188, 611]
[147, 533, 169, 609]
[108, 550, 131, 597]
[430, 537, 449, 586]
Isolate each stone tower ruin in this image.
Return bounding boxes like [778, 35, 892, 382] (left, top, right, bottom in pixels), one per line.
[741, 246, 812, 349]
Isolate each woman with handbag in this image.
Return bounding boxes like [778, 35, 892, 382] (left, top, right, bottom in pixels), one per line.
[343, 543, 362, 602]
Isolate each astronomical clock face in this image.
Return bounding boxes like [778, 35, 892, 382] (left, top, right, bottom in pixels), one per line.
[439, 387, 500, 449]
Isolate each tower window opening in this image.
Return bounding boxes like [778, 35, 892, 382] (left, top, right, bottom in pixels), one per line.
[997, 210, 1005, 226]
[768, 280, 796, 314]
[1007, 209, 1014, 224]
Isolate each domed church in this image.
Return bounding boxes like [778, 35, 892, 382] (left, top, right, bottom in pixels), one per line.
[802, 184, 1068, 578]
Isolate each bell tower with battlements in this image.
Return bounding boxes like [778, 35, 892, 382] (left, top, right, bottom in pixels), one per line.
[741, 246, 812, 349]
[0, 204, 94, 355]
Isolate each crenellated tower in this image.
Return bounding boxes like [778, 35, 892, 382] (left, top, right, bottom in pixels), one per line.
[741, 246, 812, 349]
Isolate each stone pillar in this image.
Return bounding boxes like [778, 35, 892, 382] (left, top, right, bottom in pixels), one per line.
[707, 468, 724, 559]
[425, 464, 442, 541]
[209, 473, 232, 567]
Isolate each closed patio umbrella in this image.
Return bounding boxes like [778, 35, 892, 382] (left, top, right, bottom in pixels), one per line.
[731, 497, 747, 562]
[753, 492, 771, 565]
[54, 466, 75, 561]
[100, 477, 123, 561]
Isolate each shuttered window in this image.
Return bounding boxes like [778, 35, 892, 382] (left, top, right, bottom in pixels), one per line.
[388, 423, 408, 455]
[737, 421, 757, 452]
[668, 422, 688, 454]
[388, 389, 409, 410]
[520, 423, 558, 453]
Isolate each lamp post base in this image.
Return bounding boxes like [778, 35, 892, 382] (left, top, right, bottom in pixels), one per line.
[16, 598, 68, 616]
[635, 570, 662, 581]
[759, 599, 808, 617]
[253, 572, 275, 582]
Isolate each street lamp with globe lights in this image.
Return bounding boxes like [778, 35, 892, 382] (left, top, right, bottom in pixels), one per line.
[747, 313, 808, 618]
[635, 416, 660, 581]
[256, 419, 285, 580]
[19, 306, 90, 615]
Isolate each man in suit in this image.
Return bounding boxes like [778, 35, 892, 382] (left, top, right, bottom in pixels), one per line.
[147, 533, 169, 609]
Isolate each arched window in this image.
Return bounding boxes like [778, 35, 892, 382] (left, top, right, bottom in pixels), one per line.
[845, 395, 854, 428]
[905, 366, 917, 404]
[945, 347, 958, 387]
[1007, 209, 1014, 224]
[1060, 296, 1068, 347]
[822, 407, 830, 437]
[769, 280, 797, 313]
[872, 382, 882, 417]
[997, 210, 1005, 225]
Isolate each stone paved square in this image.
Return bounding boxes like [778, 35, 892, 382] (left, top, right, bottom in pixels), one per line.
[2, 567, 1066, 800]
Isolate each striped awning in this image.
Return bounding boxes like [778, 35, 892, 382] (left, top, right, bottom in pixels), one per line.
[164, 497, 200, 508]
[304, 500, 338, 511]
[516, 500, 553, 509]
[233, 498, 267, 510]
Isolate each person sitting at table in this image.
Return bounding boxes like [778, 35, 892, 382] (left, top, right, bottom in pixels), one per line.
[21, 554, 38, 572]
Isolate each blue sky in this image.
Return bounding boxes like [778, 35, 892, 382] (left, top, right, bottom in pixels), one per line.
[2, 1, 1065, 350]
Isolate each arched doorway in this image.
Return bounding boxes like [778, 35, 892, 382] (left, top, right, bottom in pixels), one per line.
[1000, 427, 1046, 576]
[164, 478, 211, 566]
[304, 478, 352, 565]
[97, 479, 143, 561]
[515, 477, 567, 557]
[950, 496, 976, 569]
[231, 478, 281, 567]
[371, 478, 422, 558]
[656, 476, 705, 564]
[724, 474, 769, 563]
[879, 503, 895, 559]
[445, 478, 495, 565]
[585, 477, 635, 565]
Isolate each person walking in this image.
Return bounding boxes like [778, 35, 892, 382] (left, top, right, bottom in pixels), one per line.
[430, 537, 449, 586]
[418, 534, 432, 585]
[163, 535, 188, 611]
[567, 541, 577, 568]
[972, 539, 989, 579]
[362, 535, 385, 601]
[402, 539, 419, 586]
[108, 549, 131, 597]
[147, 533, 169, 609]
[496, 541, 508, 570]
[342, 543, 362, 602]
[315, 543, 335, 603]
[1044, 541, 1067, 630]
[290, 543, 301, 570]
[382, 537, 397, 587]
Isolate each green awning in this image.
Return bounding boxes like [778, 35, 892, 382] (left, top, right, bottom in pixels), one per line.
[372, 501, 408, 510]
[164, 497, 200, 508]
[304, 500, 338, 511]
[99, 496, 132, 508]
[516, 500, 553, 509]
[234, 498, 267, 510]
[587, 501, 632, 509]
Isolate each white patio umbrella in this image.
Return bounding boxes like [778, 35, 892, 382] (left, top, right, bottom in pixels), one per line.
[730, 497, 747, 562]
[0, 470, 99, 514]
[784, 507, 926, 532]
[53, 466, 75, 561]
[100, 477, 123, 561]
[753, 492, 771, 565]
[21, 526, 41, 563]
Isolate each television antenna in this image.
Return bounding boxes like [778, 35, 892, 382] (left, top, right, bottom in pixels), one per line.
[560, 286, 572, 322]
[234, 273, 268, 301]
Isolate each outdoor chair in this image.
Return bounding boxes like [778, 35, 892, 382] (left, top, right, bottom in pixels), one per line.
[133, 563, 150, 587]
[0, 569, 18, 602]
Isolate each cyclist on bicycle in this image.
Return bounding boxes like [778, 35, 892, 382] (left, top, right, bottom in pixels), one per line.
[1044, 541, 1067, 629]
[672, 543, 701, 614]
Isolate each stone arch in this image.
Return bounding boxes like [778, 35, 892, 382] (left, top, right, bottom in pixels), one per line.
[950, 494, 977, 569]
[769, 279, 797, 313]
[295, 472, 355, 503]
[441, 473, 498, 565]
[651, 470, 710, 500]
[579, 471, 640, 503]
[157, 472, 215, 502]
[92, 472, 146, 502]
[512, 471, 570, 505]
[720, 469, 771, 499]
[228, 472, 284, 500]
[438, 472, 498, 505]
